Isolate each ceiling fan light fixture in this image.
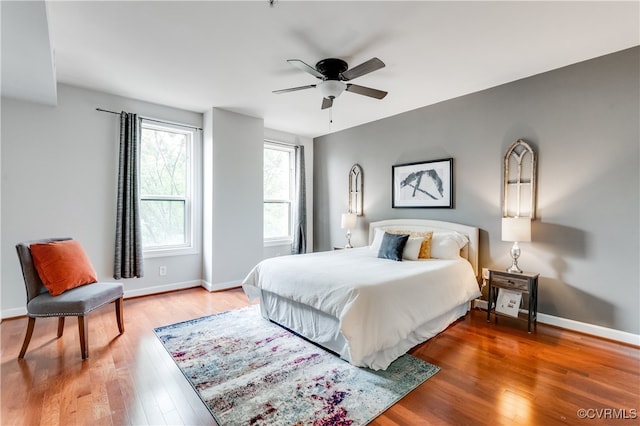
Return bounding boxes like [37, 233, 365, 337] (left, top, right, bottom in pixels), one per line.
[318, 80, 346, 99]
[276, 57, 387, 110]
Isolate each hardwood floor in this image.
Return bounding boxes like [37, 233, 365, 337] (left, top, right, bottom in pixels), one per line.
[1, 287, 638, 425]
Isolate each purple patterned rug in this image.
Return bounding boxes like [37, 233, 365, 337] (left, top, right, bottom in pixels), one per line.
[154, 305, 439, 425]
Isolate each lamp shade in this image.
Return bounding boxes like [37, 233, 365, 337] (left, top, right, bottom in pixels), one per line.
[502, 217, 531, 242]
[341, 213, 357, 229]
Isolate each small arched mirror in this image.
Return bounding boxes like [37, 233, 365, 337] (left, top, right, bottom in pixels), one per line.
[349, 164, 363, 216]
[503, 139, 537, 219]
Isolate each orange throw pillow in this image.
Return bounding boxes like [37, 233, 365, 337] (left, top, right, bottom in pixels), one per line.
[30, 240, 98, 296]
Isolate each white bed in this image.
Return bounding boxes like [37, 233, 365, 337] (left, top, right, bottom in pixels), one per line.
[242, 219, 481, 370]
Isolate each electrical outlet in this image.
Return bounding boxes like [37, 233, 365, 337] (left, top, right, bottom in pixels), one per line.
[482, 268, 490, 280]
[159, 266, 167, 276]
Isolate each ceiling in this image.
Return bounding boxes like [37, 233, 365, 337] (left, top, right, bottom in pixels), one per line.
[1, 1, 57, 105]
[4, 1, 639, 138]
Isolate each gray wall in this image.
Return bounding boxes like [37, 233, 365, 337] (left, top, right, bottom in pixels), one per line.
[1, 84, 203, 317]
[314, 47, 639, 335]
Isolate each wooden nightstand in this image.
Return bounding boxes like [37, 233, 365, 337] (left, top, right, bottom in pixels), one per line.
[486, 269, 539, 333]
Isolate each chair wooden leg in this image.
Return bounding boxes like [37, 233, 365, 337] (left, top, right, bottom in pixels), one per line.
[78, 316, 88, 360]
[57, 317, 65, 338]
[115, 297, 124, 334]
[18, 317, 36, 359]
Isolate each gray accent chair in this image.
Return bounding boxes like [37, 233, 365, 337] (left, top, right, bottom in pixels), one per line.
[16, 238, 124, 360]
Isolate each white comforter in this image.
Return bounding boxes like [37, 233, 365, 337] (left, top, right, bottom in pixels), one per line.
[242, 247, 480, 368]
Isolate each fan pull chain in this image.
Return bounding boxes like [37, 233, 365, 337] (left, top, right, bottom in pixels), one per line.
[329, 107, 333, 124]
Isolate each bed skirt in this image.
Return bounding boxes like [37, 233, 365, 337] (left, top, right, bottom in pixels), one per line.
[257, 289, 470, 370]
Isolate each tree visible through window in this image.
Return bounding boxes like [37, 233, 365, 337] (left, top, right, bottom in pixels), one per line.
[140, 121, 194, 251]
[264, 143, 295, 242]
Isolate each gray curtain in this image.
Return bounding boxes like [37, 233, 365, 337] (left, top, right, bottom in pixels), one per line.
[114, 111, 144, 279]
[291, 145, 307, 254]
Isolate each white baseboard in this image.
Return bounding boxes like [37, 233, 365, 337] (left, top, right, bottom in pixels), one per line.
[1, 280, 203, 320]
[123, 280, 202, 299]
[2, 306, 27, 319]
[537, 313, 640, 346]
[201, 279, 242, 292]
[473, 299, 488, 310]
[473, 299, 640, 346]
[5, 290, 636, 347]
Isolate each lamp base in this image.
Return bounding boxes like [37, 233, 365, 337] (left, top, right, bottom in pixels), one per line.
[345, 230, 352, 249]
[506, 241, 523, 273]
[506, 263, 523, 274]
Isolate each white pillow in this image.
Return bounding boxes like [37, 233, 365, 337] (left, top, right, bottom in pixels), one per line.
[402, 237, 424, 261]
[370, 228, 385, 252]
[431, 232, 468, 259]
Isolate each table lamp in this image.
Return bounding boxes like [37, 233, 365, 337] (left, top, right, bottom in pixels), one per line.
[502, 217, 531, 273]
[341, 213, 357, 248]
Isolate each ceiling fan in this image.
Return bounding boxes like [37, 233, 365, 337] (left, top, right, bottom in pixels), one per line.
[273, 57, 388, 109]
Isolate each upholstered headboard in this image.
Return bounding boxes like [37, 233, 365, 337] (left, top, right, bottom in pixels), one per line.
[368, 219, 479, 277]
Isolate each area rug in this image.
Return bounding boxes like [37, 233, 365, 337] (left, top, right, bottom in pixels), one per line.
[154, 305, 439, 425]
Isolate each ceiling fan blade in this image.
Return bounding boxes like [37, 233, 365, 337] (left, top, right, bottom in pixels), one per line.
[321, 97, 333, 109]
[340, 57, 385, 81]
[273, 84, 316, 94]
[346, 84, 387, 99]
[287, 59, 325, 79]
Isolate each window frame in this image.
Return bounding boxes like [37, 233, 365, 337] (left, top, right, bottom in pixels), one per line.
[263, 141, 296, 247]
[139, 119, 200, 258]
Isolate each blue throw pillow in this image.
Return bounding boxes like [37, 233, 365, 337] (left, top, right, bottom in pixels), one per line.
[377, 232, 410, 261]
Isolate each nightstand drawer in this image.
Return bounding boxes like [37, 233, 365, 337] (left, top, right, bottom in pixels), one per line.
[491, 274, 529, 291]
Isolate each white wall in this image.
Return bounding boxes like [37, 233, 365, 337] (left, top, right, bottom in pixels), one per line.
[1, 84, 203, 318]
[202, 121, 315, 287]
[2, 86, 316, 316]
[202, 108, 264, 290]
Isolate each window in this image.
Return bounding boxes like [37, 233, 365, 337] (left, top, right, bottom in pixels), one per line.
[264, 142, 295, 245]
[140, 120, 197, 254]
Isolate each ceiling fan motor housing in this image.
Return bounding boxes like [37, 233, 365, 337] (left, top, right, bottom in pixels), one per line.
[315, 58, 348, 80]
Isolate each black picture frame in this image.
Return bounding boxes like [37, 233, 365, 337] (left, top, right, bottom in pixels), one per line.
[392, 158, 453, 208]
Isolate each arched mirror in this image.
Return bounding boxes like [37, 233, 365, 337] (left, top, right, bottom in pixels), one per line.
[503, 139, 536, 219]
[349, 164, 363, 216]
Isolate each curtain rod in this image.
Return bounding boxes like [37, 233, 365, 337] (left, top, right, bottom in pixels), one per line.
[265, 139, 301, 148]
[96, 108, 203, 131]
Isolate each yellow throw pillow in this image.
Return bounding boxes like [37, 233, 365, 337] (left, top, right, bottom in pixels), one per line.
[417, 232, 433, 259]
